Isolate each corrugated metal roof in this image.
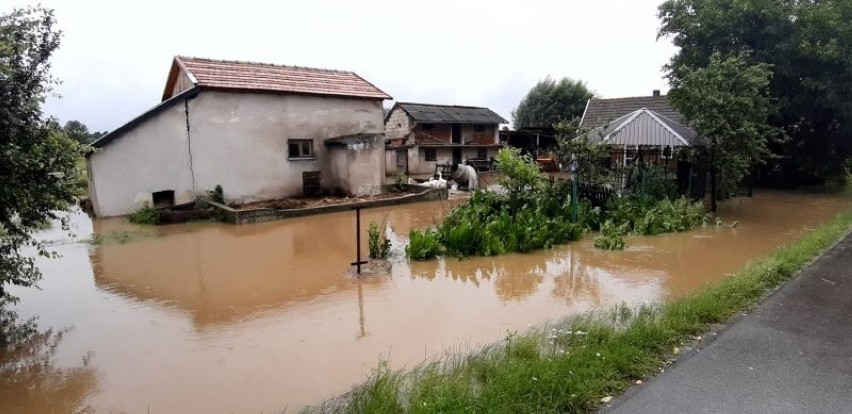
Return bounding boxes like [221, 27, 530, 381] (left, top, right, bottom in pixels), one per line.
[393, 102, 508, 124]
[583, 108, 704, 147]
[580, 95, 683, 130]
[163, 56, 391, 101]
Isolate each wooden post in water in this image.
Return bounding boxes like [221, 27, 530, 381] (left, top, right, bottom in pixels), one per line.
[351, 207, 368, 274]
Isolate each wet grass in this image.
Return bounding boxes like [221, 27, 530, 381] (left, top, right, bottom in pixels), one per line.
[310, 209, 852, 413]
[89, 230, 160, 245]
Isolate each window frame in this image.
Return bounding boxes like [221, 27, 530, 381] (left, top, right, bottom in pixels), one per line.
[424, 148, 437, 162]
[287, 139, 314, 160]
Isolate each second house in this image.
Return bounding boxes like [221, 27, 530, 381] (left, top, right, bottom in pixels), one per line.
[385, 102, 507, 175]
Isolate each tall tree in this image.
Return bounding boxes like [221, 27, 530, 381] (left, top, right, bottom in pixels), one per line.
[669, 52, 776, 211]
[513, 77, 594, 129]
[659, 0, 852, 183]
[0, 7, 83, 301]
[62, 120, 90, 144]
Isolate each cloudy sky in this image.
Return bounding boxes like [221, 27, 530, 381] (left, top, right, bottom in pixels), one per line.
[9, 0, 677, 132]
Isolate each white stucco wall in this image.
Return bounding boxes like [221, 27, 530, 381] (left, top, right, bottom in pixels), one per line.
[89, 90, 386, 216]
[187, 91, 384, 203]
[87, 101, 194, 217]
[342, 137, 384, 195]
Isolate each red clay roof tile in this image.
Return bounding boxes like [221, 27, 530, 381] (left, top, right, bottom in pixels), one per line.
[167, 56, 391, 100]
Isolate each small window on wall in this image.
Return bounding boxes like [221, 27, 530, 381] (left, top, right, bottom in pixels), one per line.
[477, 148, 487, 159]
[424, 148, 437, 161]
[474, 124, 486, 133]
[288, 139, 313, 159]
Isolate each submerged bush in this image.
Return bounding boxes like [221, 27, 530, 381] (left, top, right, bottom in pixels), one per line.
[594, 220, 628, 250]
[436, 187, 584, 258]
[406, 228, 442, 261]
[607, 195, 707, 236]
[127, 204, 159, 225]
[368, 221, 391, 259]
[592, 195, 708, 250]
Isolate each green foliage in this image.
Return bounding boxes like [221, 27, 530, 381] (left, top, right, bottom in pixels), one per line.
[405, 179, 586, 260]
[513, 76, 595, 129]
[368, 221, 391, 260]
[594, 220, 627, 250]
[392, 172, 408, 192]
[126, 204, 160, 225]
[436, 183, 584, 258]
[315, 209, 852, 414]
[71, 156, 89, 197]
[61, 120, 105, 145]
[554, 118, 615, 186]
[606, 195, 707, 237]
[207, 184, 225, 204]
[659, 0, 852, 183]
[0, 7, 86, 301]
[668, 52, 777, 209]
[592, 195, 707, 250]
[624, 166, 678, 201]
[405, 228, 442, 261]
[494, 147, 545, 195]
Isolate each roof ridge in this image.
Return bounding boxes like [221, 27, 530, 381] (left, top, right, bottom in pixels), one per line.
[397, 102, 490, 110]
[652, 110, 692, 129]
[175, 55, 355, 75]
[590, 94, 668, 101]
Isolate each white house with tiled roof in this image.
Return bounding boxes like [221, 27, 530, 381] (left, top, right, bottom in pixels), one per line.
[88, 56, 391, 217]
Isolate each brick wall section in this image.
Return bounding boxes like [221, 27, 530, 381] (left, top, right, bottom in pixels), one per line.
[414, 124, 452, 144]
[385, 107, 413, 141]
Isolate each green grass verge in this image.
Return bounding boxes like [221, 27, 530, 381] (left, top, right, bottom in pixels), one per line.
[310, 210, 852, 414]
[89, 230, 160, 246]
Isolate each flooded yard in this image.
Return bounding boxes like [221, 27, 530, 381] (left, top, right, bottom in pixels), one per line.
[1, 191, 849, 413]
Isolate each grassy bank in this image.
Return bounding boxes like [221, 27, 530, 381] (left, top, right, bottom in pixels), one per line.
[313, 209, 852, 413]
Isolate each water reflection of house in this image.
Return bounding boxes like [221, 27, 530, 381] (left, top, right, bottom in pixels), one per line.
[87, 56, 392, 217]
[384, 102, 508, 175]
[89, 213, 387, 327]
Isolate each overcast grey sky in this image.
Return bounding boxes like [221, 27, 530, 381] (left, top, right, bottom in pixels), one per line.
[10, 0, 676, 132]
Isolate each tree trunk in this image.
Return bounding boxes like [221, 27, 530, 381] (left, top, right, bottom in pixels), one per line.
[710, 165, 718, 212]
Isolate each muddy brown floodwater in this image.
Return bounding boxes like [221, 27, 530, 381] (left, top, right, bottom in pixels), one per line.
[0, 191, 848, 413]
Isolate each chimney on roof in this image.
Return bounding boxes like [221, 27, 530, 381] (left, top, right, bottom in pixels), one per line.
[652, 89, 661, 97]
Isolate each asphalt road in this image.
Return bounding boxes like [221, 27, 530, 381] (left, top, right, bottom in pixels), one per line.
[602, 234, 852, 414]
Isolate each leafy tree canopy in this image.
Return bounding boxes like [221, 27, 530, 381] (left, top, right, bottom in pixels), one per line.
[513, 77, 594, 129]
[62, 120, 105, 144]
[0, 7, 84, 301]
[659, 0, 852, 183]
[669, 52, 777, 210]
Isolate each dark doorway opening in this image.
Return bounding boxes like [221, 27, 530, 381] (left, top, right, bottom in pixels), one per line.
[396, 149, 408, 173]
[152, 190, 175, 208]
[451, 124, 462, 144]
[452, 148, 462, 165]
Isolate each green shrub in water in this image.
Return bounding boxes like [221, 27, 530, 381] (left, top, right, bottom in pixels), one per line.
[594, 220, 628, 250]
[127, 204, 159, 225]
[368, 221, 391, 259]
[406, 228, 442, 261]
